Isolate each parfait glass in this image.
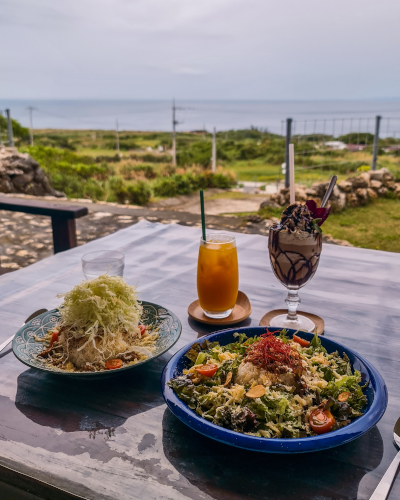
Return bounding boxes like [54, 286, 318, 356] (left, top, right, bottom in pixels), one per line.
[268, 227, 322, 332]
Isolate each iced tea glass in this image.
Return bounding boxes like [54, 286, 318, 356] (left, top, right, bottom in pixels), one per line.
[197, 233, 239, 319]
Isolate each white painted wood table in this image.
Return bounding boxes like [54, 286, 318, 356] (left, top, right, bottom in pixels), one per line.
[0, 220, 399, 500]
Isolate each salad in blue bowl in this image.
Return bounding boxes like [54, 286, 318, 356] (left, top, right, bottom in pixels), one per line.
[162, 327, 387, 453]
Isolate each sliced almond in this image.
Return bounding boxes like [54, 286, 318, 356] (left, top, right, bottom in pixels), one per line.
[224, 371, 233, 387]
[338, 391, 350, 402]
[246, 385, 266, 398]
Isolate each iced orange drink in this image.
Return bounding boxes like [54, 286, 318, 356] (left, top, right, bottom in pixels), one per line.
[197, 234, 239, 318]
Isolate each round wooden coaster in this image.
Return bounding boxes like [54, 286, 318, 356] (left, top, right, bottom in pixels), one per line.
[259, 309, 324, 335]
[188, 291, 252, 326]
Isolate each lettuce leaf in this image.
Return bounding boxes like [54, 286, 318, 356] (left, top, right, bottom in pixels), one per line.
[321, 370, 367, 412]
[213, 406, 258, 432]
[167, 376, 198, 409]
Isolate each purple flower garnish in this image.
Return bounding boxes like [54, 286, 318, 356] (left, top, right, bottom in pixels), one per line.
[305, 200, 331, 227]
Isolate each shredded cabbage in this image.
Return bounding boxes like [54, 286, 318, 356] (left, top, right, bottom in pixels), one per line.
[57, 274, 142, 352]
[130, 346, 153, 358]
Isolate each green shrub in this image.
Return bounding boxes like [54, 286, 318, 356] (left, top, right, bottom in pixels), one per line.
[209, 173, 234, 189]
[121, 164, 157, 179]
[24, 145, 94, 168]
[118, 139, 140, 151]
[35, 134, 77, 150]
[108, 176, 129, 203]
[176, 137, 286, 166]
[153, 178, 178, 197]
[51, 172, 84, 198]
[0, 114, 29, 143]
[301, 161, 366, 174]
[177, 141, 212, 167]
[22, 145, 112, 200]
[59, 162, 109, 180]
[237, 142, 261, 161]
[357, 165, 371, 172]
[49, 171, 106, 200]
[170, 174, 193, 194]
[126, 181, 152, 205]
[161, 165, 176, 176]
[153, 171, 235, 197]
[338, 133, 374, 145]
[82, 179, 107, 200]
[385, 190, 397, 200]
[95, 154, 121, 163]
[119, 134, 139, 140]
[222, 127, 269, 141]
[129, 153, 172, 163]
[108, 176, 151, 205]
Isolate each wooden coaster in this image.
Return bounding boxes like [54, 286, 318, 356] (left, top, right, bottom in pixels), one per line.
[259, 309, 324, 335]
[188, 291, 252, 326]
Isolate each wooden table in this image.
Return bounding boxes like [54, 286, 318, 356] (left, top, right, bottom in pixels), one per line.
[0, 220, 399, 500]
[0, 196, 88, 254]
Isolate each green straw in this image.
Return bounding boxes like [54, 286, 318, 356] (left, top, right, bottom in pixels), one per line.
[200, 190, 206, 241]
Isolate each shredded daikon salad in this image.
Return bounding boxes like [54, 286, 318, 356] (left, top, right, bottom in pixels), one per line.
[36, 275, 158, 372]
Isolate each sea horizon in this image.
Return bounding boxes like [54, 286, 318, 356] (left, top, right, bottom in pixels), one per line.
[1, 99, 400, 136]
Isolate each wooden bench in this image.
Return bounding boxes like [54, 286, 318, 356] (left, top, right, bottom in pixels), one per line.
[0, 196, 88, 254]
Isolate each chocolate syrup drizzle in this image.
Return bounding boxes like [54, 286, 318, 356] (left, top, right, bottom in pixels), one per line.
[269, 228, 322, 288]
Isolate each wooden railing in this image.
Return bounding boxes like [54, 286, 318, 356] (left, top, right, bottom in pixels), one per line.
[0, 196, 88, 254]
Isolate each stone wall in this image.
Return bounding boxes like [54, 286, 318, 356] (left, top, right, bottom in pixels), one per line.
[264, 168, 400, 210]
[0, 146, 64, 197]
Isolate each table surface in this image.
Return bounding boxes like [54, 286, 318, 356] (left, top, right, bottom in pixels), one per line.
[0, 220, 399, 500]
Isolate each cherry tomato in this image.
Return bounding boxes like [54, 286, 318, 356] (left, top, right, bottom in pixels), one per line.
[293, 334, 310, 347]
[309, 408, 336, 434]
[105, 359, 123, 370]
[195, 364, 218, 377]
[51, 332, 59, 344]
[138, 325, 146, 335]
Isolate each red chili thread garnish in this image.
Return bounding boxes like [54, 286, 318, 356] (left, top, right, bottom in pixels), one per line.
[245, 330, 303, 374]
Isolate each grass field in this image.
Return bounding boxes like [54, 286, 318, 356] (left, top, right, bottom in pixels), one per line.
[30, 128, 400, 189]
[227, 152, 400, 186]
[323, 198, 400, 252]
[6, 125, 400, 252]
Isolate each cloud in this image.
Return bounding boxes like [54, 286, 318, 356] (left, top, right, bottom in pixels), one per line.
[175, 67, 207, 75]
[0, 0, 399, 99]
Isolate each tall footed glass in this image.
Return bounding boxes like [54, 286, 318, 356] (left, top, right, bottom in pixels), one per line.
[268, 227, 322, 332]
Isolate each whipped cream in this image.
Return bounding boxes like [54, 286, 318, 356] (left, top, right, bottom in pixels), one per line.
[277, 228, 318, 245]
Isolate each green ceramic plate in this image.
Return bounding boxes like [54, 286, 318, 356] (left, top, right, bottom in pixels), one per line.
[12, 302, 182, 377]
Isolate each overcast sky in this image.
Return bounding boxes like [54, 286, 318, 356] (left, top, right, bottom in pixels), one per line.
[1, 0, 399, 100]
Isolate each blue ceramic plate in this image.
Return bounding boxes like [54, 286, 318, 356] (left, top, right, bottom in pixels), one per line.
[162, 327, 388, 453]
[13, 302, 182, 377]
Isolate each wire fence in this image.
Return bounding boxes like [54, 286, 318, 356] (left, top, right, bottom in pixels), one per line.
[278, 116, 400, 188]
[281, 117, 400, 141]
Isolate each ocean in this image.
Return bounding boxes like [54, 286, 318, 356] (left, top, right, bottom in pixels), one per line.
[1, 99, 400, 137]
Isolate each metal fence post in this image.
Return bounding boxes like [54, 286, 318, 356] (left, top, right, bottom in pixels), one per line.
[285, 118, 292, 188]
[371, 115, 381, 171]
[212, 127, 216, 173]
[5, 109, 14, 147]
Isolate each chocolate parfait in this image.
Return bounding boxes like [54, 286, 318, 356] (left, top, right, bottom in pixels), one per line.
[268, 201, 330, 288]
